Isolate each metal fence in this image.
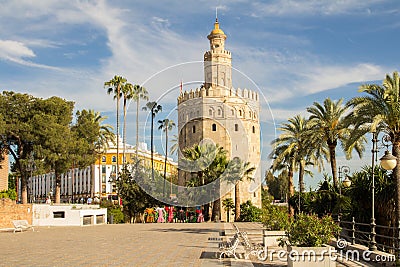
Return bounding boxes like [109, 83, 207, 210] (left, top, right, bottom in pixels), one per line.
[337, 216, 400, 256]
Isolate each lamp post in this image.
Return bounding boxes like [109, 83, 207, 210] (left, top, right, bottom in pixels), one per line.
[338, 166, 351, 197]
[370, 133, 397, 251]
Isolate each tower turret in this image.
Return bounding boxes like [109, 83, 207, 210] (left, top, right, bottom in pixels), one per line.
[204, 19, 232, 91]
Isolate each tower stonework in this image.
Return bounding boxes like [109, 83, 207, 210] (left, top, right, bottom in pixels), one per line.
[177, 19, 262, 222]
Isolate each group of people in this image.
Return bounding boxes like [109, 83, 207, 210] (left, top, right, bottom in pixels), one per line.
[144, 206, 204, 223]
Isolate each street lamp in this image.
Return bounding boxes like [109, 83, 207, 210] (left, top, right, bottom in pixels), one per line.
[338, 166, 351, 197]
[370, 133, 397, 251]
[338, 166, 351, 216]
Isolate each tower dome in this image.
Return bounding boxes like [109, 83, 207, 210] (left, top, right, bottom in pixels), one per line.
[208, 18, 226, 40]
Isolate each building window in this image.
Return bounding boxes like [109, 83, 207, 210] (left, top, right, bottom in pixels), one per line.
[101, 156, 106, 162]
[112, 156, 116, 163]
[218, 109, 221, 116]
[231, 109, 234, 116]
[252, 126, 255, 133]
[212, 124, 217, 131]
[102, 185, 106, 193]
[192, 125, 196, 133]
[239, 110, 242, 116]
[101, 165, 106, 173]
[102, 175, 106, 183]
[235, 124, 238, 131]
[53, 211, 65, 219]
[209, 109, 213, 116]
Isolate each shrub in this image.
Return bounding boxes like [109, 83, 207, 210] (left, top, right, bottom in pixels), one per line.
[239, 200, 262, 222]
[0, 189, 17, 200]
[262, 203, 290, 231]
[285, 213, 340, 247]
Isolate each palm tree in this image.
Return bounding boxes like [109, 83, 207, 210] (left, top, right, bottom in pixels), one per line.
[121, 82, 134, 168]
[104, 75, 127, 183]
[91, 110, 115, 198]
[222, 198, 234, 222]
[169, 134, 179, 157]
[132, 85, 149, 156]
[182, 143, 228, 221]
[307, 98, 364, 187]
[143, 101, 162, 181]
[158, 118, 176, 197]
[346, 71, 400, 222]
[271, 115, 326, 215]
[225, 158, 255, 221]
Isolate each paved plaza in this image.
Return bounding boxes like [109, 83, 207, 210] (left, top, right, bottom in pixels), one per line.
[0, 222, 288, 267]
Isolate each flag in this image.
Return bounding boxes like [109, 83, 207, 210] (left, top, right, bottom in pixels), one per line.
[180, 80, 183, 94]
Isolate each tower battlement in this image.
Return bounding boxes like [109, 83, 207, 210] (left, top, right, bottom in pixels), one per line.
[177, 86, 259, 104]
[204, 50, 231, 57]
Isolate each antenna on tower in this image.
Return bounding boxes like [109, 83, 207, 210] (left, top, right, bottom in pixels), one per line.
[216, 7, 218, 22]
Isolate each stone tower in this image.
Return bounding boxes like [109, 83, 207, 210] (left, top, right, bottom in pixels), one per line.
[177, 19, 261, 221]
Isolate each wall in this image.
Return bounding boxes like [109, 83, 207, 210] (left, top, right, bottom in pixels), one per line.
[32, 204, 107, 226]
[0, 198, 32, 228]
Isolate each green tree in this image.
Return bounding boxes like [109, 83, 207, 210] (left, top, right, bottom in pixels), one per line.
[131, 85, 149, 156]
[271, 115, 326, 214]
[169, 134, 179, 156]
[73, 109, 113, 197]
[143, 101, 162, 181]
[33, 96, 75, 203]
[239, 200, 262, 222]
[104, 75, 127, 182]
[307, 98, 364, 187]
[182, 143, 229, 221]
[116, 160, 160, 223]
[158, 119, 175, 197]
[225, 157, 255, 222]
[265, 170, 288, 201]
[0, 92, 37, 203]
[222, 197, 234, 222]
[346, 71, 400, 222]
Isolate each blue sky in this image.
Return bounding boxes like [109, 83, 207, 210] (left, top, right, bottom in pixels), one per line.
[1, 0, 400, 189]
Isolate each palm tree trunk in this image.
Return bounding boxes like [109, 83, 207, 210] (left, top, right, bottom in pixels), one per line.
[299, 159, 305, 193]
[234, 183, 240, 221]
[329, 143, 338, 187]
[151, 112, 154, 181]
[393, 140, 400, 223]
[55, 172, 61, 204]
[136, 99, 140, 157]
[123, 98, 127, 169]
[163, 127, 168, 197]
[116, 85, 120, 183]
[21, 176, 27, 204]
[288, 160, 295, 216]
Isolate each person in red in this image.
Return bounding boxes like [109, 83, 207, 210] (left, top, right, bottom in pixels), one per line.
[165, 206, 174, 223]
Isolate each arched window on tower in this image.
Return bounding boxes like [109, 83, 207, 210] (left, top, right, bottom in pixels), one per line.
[252, 126, 255, 133]
[209, 109, 213, 116]
[212, 124, 217, 131]
[235, 124, 239, 131]
[218, 109, 221, 116]
[239, 110, 242, 117]
[192, 125, 196, 133]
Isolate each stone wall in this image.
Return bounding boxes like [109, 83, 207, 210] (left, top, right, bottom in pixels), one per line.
[0, 198, 32, 228]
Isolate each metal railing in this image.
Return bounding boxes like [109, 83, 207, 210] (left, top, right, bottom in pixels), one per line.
[337, 216, 400, 256]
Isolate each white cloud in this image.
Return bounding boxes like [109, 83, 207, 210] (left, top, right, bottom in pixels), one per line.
[251, 0, 384, 17]
[0, 40, 35, 60]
